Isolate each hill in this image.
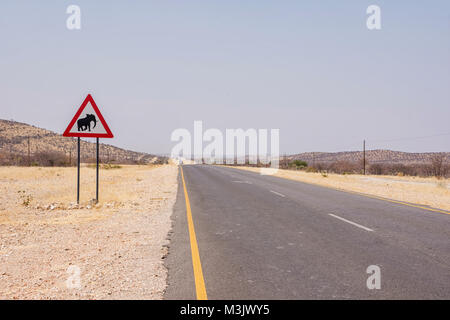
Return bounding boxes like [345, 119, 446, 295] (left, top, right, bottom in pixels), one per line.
[287, 150, 450, 165]
[0, 119, 165, 165]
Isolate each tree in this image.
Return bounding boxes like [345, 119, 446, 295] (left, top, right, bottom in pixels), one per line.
[430, 153, 446, 178]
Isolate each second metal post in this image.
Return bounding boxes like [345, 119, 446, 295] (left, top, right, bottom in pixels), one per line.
[77, 137, 80, 204]
[96, 137, 99, 203]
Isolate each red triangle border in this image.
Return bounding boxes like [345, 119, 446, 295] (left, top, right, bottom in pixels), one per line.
[63, 94, 114, 138]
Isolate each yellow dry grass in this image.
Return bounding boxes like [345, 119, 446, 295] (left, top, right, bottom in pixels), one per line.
[1, 164, 159, 203]
[232, 167, 450, 212]
[0, 164, 164, 225]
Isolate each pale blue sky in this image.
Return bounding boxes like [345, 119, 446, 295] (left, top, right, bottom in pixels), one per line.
[1, 1, 449, 154]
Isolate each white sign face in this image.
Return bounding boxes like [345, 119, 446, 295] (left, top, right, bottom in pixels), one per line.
[63, 94, 113, 138]
[66, 101, 108, 135]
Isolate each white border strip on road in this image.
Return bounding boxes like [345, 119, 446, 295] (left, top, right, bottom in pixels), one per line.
[270, 190, 286, 197]
[328, 214, 374, 232]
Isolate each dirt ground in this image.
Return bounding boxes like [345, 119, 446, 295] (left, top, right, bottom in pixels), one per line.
[0, 164, 178, 299]
[232, 166, 450, 212]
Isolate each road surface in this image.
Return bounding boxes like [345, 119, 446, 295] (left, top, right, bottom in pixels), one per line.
[165, 165, 450, 299]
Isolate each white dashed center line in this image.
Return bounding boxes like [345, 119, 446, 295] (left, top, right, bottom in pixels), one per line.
[232, 180, 252, 184]
[270, 190, 286, 198]
[328, 214, 374, 232]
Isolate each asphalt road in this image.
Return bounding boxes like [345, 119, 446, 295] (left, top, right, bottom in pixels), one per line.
[164, 165, 450, 299]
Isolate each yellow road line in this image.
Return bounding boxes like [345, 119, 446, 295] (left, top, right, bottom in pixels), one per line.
[180, 166, 208, 300]
[344, 190, 450, 215]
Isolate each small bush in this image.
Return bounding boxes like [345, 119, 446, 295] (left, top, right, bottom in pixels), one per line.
[18, 191, 32, 207]
[22, 195, 32, 207]
[306, 166, 318, 173]
[290, 160, 308, 168]
[368, 164, 383, 175]
[87, 163, 122, 169]
[436, 181, 446, 189]
[328, 161, 360, 174]
[103, 163, 122, 169]
[32, 151, 70, 167]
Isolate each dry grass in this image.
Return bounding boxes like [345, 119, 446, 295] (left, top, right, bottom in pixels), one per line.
[0, 164, 162, 214]
[232, 167, 450, 212]
[0, 164, 179, 299]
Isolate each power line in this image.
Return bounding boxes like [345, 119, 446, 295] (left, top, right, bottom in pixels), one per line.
[367, 132, 450, 143]
[288, 132, 450, 154]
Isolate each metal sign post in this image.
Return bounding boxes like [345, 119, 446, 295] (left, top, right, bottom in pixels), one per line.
[96, 137, 99, 203]
[63, 94, 114, 205]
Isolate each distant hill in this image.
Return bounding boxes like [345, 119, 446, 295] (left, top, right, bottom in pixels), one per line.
[288, 150, 450, 165]
[0, 119, 165, 164]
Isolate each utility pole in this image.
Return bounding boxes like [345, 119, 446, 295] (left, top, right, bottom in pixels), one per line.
[9, 144, 13, 164]
[363, 139, 366, 175]
[27, 137, 31, 166]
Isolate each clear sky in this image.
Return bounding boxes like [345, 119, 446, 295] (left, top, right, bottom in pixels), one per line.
[1, 1, 449, 154]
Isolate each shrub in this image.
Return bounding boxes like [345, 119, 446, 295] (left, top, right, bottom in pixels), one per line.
[103, 163, 122, 169]
[430, 154, 447, 178]
[289, 160, 308, 169]
[369, 164, 383, 175]
[306, 166, 318, 173]
[87, 163, 122, 169]
[328, 161, 360, 174]
[30, 151, 70, 167]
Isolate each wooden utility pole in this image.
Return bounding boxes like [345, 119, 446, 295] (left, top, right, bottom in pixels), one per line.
[9, 144, 13, 164]
[27, 137, 31, 166]
[363, 139, 366, 175]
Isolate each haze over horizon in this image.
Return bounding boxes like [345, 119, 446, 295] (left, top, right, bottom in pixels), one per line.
[1, 1, 449, 154]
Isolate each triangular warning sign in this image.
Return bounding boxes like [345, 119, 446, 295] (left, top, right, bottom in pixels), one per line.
[63, 94, 114, 138]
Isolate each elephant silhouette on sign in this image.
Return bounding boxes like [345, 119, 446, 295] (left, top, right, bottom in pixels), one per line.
[77, 114, 97, 132]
